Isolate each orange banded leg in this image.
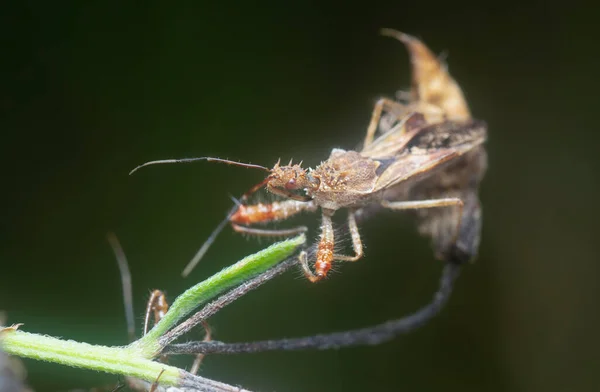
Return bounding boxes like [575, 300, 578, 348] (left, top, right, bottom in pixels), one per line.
[300, 210, 364, 283]
[230, 200, 317, 226]
[381, 197, 464, 244]
[183, 200, 318, 278]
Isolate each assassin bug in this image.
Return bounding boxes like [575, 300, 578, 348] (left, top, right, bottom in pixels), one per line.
[130, 29, 487, 282]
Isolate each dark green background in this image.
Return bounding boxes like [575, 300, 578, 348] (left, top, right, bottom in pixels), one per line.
[1, 2, 599, 391]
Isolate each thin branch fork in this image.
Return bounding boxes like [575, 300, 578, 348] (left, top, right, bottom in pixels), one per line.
[162, 262, 461, 356]
[157, 256, 299, 350]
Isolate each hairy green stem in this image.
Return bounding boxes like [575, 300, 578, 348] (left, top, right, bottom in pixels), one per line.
[132, 234, 305, 355]
[0, 235, 305, 387]
[0, 329, 182, 385]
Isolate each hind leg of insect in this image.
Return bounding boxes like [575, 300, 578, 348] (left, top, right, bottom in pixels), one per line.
[381, 197, 464, 246]
[299, 210, 364, 283]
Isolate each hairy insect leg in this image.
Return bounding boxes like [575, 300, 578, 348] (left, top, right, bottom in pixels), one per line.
[184, 200, 316, 278]
[364, 98, 412, 148]
[143, 290, 171, 364]
[230, 199, 316, 241]
[333, 210, 364, 263]
[144, 290, 169, 336]
[381, 197, 464, 246]
[298, 251, 320, 283]
[300, 210, 364, 283]
[189, 321, 212, 375]
[230, 200, 317, 226]
[299, 210, 336, 283]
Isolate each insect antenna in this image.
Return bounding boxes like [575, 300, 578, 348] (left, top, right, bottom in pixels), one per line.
[129, 157, 270, 175]
[181, 202, 240, 278]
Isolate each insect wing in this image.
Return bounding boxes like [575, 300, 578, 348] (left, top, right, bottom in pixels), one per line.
[372, 119, 486, 192]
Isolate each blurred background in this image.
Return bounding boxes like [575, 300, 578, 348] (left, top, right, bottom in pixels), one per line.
[1, 1, 599, 391]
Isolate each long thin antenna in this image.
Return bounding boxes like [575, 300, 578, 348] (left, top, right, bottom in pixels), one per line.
[129, 157, 269, 176]
[106, 232, 136, 342]
[181, 203, 240, 278]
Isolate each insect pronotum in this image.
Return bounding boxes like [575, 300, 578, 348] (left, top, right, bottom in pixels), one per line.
[130, 28, 487, 283]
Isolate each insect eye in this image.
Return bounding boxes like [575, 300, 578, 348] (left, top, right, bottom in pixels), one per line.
[285, 178, 297, 189]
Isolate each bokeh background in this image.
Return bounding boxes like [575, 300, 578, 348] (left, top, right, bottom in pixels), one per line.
[1, 1, 599, 391]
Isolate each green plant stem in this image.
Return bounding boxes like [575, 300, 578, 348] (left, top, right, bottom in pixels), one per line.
[0, 329, 182, 385]
[132, 234, 305, 356]
[0, 235, 305, 387]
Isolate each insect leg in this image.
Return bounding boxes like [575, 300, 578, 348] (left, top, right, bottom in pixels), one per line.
[230, 200, 317, 226]
[143, 290, 170, 364]
[189, 321, 212, 375]
[144, 290, 169, 336]
[229, 199, 316, 238]
[183, 200, 317, 277]
[299, 210, 336, 283]
[364, 98, 411, 148]
[231, 224, 308, 237]
[148, 369, 165, 392]
[381, 197, 464, 245]
[333, 210, 363, 263]
[298, 251, 319, 283]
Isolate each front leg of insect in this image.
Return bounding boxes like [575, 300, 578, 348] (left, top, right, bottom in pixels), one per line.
[299, 209, 364, 282]
[225, 161, 323, 237]
[228, 199, 318, 240]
